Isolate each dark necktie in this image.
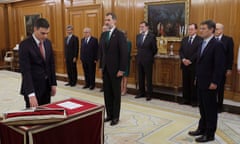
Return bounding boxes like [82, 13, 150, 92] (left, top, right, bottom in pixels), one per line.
[139, 33, 144, 45]
[39, 41, 45, 60]
[188, 37, 192, 44]
[216, 37, 220, 41]
[106, 31, 110, 43]
[85, 38, 88, 44]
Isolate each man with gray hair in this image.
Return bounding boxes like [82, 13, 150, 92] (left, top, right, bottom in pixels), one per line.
[80, 27, 98, 90]
[64, 25, 79, 87]
[215, 23, 234, 113]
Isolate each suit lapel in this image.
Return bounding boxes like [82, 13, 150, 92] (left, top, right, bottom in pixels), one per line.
[106, 29, 117, 52]
[43, 41, 48, 61]
[198, 38, 215, 60]
[141, 33, 149, 46]
[31, 36, 47, 62]
[109, 29, 116, 42]
[31, 37, 43, 59]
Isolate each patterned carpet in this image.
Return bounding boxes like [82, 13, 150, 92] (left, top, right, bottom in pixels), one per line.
[0, 70, 240, 144]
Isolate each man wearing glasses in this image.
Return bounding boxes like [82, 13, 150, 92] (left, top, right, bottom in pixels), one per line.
[19, 18, 57, 108]
[80, 27, 98, 90]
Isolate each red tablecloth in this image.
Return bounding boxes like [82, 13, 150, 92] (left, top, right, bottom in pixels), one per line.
[0, 98, 104, 144]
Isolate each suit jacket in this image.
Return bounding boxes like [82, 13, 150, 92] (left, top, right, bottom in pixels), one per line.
[196, 37, 225, 89]
[98, 33, 105, 63]
[19, 36, 57, 96]
[99, 28, 128, 77]
[64, 35, 79, 61]
[80, 36, 98, 62]
[220, 35, 234, 70]
[179, 35, 202, 69]
[136, 32, 157, 64]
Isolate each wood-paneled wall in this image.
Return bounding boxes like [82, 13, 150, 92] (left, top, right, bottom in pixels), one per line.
[0, 4, 9, 60]
[1, 0, 240, 101]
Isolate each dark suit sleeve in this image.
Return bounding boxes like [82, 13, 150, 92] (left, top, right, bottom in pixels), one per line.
[98, 33, 104, 69]
[212, 42, 225, 85]
[179, 37, 186, 60]
[73, 36, 79, 59]
[48, 41, 57, 86]
[119, 32, 128, 72]
[19, 41, 35, 95]
[226, 37, 234, 70]
[93, 38, 99, 61]
[151, 34, 157, 55]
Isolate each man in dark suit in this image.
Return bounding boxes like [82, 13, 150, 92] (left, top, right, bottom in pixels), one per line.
[80, 27, 98, 90]
[64, 25, 79, 87]
[188, 20, 225, 143]
[99, 12, 128, 126]
[215, 23, 234, 112]
[135, 21, 157, 101]
[19, 18, 57, 108]
[179, 23, 202, 106]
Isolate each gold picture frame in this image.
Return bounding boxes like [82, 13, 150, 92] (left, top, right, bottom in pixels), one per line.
[24, 14, 41, 37]
[144, 0, 190, 41]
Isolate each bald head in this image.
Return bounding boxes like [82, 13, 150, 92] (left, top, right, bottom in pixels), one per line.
[83, 27, 91, 38]
[215, 23, 224, 37]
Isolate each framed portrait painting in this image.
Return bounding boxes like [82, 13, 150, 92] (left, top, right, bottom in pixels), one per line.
[145, 0, 190, 41]
[24, 14, 41, 37]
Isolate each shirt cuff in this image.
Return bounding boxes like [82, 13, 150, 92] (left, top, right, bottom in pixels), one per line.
[28, 92, 35, 98]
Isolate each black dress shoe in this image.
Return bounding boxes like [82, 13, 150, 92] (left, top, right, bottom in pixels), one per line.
[191, 103, 198, 107]
[110, 119, 119, 126]
[82, 85, 89, 89]
[70, 84, 76, 87]
[89, 86, 95, 90]
[218, 108, 223, 113]
[188, 129, 204, 136]
[104, 117, 112, 122]
[179, 100, 190, 105]
[64, 83, 70, 86]
[195, 135, 214, 143]
[135, 94, 144, 98]
[146, 96, 152, 101]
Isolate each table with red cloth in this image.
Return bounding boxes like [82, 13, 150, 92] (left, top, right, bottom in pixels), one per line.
[0, 98, 104, 144]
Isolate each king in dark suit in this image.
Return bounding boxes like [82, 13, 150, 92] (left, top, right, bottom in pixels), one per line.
[188, 20, 225, 143]
[135, 21, 157, 101]
[99, 13, 128, 126]
[80, 27, 98, 90]
[64, 25, 79, 87]
[179, 23, 202, 106]
[215, 23, 234, 112]
[19, 18, 57, 108]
